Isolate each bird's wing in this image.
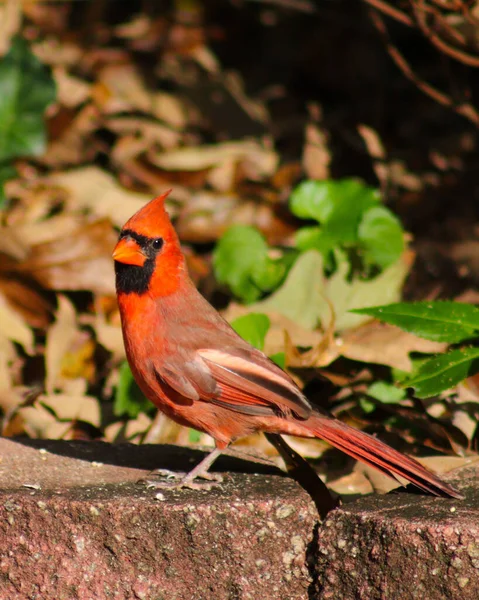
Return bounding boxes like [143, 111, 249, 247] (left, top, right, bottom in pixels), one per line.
[152, 289, 312, 419]
[157, 359, 217, 402]
[164, 338, 313, 418]
[198, 348, 312, 419]
[155, 344, 311, 419]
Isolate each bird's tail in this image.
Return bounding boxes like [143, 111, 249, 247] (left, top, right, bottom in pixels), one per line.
[300, 412, 462, 498]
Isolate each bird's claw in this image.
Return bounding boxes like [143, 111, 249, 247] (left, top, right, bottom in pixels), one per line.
[140, 469, 223, 491]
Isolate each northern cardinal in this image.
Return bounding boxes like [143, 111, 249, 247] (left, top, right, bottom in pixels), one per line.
[113, 191, 461, 499]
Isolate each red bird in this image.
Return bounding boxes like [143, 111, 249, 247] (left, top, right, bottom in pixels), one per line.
[113, 192, 461, 498]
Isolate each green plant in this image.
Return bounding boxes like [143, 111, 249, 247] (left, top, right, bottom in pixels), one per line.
[213, 180, 479, 405]
[353, 301, 479, 398]
[291, 179, 404, 272]
[213, 178, 406, 305]
[114, 362, 152, 418]
[213, 225, 293, 304]
[0, 36, 56, 206]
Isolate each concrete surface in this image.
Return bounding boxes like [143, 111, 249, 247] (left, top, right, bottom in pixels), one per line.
[0, 437, 474, 600]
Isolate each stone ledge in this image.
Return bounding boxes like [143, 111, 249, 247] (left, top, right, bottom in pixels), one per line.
[0, 438, 475, 600]
[311, 463, 478, 600]
[0, 438, 317, 600]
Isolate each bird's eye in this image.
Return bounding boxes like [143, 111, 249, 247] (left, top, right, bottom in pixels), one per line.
[152, 238, 164, 251]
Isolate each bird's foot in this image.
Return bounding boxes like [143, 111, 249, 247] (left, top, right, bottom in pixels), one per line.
[140, 468, 223, 491]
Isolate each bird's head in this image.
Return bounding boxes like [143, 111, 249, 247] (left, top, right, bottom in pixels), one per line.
[113, 190, 185, 296]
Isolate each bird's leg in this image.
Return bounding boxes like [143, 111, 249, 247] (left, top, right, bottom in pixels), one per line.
[143, 447, 224, 491]
[265, 433, 340, 518]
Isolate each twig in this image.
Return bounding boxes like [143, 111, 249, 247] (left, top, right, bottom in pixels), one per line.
[369, 7, 479, 126]
[412, 0, 479, 67]
[418, 2, 466, 46]
[362, 0, 413, 26]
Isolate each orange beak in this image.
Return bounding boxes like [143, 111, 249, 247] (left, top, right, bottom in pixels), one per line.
[112, 237, 146, 267]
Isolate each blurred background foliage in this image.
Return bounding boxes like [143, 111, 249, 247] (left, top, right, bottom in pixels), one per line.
[2, 0, 479, 494]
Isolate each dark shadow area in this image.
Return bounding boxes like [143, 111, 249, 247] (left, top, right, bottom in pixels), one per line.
[11, 436, 284, 477]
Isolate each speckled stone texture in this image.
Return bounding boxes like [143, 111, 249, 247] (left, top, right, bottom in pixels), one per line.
[312, 464, 478, 600]
[0, 438, 317, 600]
[0, 438, 474, 600]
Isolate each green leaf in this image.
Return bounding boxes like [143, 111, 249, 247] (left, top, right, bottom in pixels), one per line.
[294, 226, 337, 257]
[392, 357, 429, 384]
[114, 362, 151, 418]
[231, 313, 271, 351]
[289, 180, 336, 222]
[328, 250, 409, 331]
[247, 247, 408, 333]
[0, 36, 56, 162]
[213, 225, 269, 303]
[188, 429, 202, 443]
[359, 397, 376, 414]
[0, 162, 16, 208]
[405, 347, 479, 398]
[270, 352, 285, 368]
[251, 255, 288, 293]
[252, 250, 328, 330]
[351, 301, 479, 343]
[367, 381, 406, 403]
[324, 180, 380, 243]
[290, 179, 380, 243]
[358, 206, 405, 269]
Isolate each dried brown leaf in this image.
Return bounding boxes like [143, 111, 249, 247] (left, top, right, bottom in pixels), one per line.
[43, 104, 101, 167]
[451, 406, 477, 441]
[8, 404, 58, 438]
[271, 162, 302, 191]
[220, 71, 268, 123]
[45, 295, 78, 393]
[10, 214, 79, 247]
[284, 294, 336, 368]
[357, 124, 388, 189]
[0, 0, 21, 55]
[106, 116, 181, 149]
[114, 14, 152, 40]
[150, 140, 278, 179]
[32, 39, 82, 67]
[0, 337, 16, 390]
[19, 220, 117, 295]
[450, 240, 479, 280]
[59, 336, 96, 384]
[111, 135, 151, 167]
[0, 229, 29, 262]
[4, 183, 64, 227]
[49, 166, 154, 227]
[0, 294, 34, 355]
[302, 123, 330, 180]
[93, 319, 125, 359]
[0, 279, 51, 329]
[206, 157, 237, 192]
[417, 455, 477, 474]
[97, 63, 153, 114]
[327, 466, 375, 496]
[124, 412, 152, 442]
[0, 387, 25, 422]
[175, 191, 280, 244]
[53, 66, 91, 108]
[340, 321, 447, 371]
[222, 304, 320, 353]
[40, 393, 101, 428]
[152, 92, 188, 129]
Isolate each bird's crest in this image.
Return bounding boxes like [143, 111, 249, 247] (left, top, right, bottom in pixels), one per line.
[122, 190, 174, 239]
